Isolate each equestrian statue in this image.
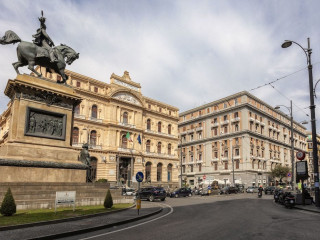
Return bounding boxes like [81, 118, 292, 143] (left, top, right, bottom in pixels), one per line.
[0, 11, 79, 84]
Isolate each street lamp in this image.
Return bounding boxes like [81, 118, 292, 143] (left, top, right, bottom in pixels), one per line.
[179, 137, 183, 187]
[275, 100, 294, 190]
[282, 38, 320, 207]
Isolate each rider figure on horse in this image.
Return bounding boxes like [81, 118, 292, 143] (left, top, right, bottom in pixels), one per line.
[32, 11, 57, 63]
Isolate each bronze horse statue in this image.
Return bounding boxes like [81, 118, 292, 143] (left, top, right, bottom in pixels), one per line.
[0, 30, 79, 84]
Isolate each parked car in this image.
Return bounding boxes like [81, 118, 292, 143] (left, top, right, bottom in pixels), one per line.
[170, 188, 192, 198]
[137, 187, 166, 202]
[264, 186, 276, 195]
[220, 186, 239, 194]
[123, 188, 136, 196]
[246, 186, 259, 193]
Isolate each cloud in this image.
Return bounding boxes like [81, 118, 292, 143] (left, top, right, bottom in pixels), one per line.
[1, 0, 320, 132]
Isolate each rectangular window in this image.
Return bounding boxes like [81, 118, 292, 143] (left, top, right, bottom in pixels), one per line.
[224, 162, 228, 170]
[76, 81, 81, 87]
[236, 160, 239, 169]
[214, 163, 218, 171]
[235, 149, 239, 156]
[94, 87, 98, 93]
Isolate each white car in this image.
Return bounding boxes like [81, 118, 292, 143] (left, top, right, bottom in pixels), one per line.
[246, 186, 259, 193]
[123, 188, 136, 196]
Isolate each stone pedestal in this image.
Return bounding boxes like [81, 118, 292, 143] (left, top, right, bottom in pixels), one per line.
[0, 74, 87, 182]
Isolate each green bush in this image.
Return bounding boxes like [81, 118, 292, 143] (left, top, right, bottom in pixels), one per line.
[96, 179, 108, 183]
[0, 188, 16, 216]
[104, 189, 113, 209]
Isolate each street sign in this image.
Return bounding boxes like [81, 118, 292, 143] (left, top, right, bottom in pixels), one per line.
[207, 185, 212, 190]
[136, 172, 144, 182]
[296, 161, 308, 183]
[203, 175, 206, 180]
[287, 172, 291, 177]
[296, 151, 306, 160]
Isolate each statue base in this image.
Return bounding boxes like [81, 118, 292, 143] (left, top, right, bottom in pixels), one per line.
[0, 74, 86, 182]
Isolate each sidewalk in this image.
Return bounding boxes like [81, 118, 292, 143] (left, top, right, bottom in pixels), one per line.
[0, 202, 162, 240]
[294, 203, 320, 213]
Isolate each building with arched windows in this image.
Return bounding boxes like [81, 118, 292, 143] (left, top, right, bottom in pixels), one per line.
[3, 68, 180, 187]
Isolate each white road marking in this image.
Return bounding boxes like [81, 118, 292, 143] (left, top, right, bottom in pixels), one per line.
[78, 203, 174, 240]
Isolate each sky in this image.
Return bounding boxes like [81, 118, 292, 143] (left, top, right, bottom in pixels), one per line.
[1, 0, 320, 132]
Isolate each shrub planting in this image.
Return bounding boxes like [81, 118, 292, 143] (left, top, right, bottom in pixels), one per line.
[104, 189, 113, 209]
[0, 188, 17, 216]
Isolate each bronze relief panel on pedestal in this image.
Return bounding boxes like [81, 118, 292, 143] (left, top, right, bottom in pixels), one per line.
[25, 107, 66, 140]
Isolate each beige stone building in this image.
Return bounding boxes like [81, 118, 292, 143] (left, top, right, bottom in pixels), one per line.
[178, 91, 307, 188]
[0, 69, 180, 187]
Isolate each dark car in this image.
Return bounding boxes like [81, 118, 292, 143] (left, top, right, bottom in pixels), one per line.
[137, 187, 166, 202]
[220, 186, 238, 194]
[264, 186, 276, 195]
[170, 188, 192, 198]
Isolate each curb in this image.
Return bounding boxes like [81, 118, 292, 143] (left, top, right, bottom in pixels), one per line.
[0, 204, 136, 231]
[25, 207, 163, 240]
[294, 206, 320, 214]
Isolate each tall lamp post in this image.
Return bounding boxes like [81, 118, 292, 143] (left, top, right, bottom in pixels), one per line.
[275, 100, 295, 190]
[179, 137, 183, 187]
[282, 38, 320, 207]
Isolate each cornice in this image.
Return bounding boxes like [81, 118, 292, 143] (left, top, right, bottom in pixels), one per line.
[180, 130, 306, 151]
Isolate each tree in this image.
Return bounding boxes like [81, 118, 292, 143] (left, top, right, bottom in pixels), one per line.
[104, 189, 113, 209]
[0, 188, 17, 216]
[271, 165, 290, 183]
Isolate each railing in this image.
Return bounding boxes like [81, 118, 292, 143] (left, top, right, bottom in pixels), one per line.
[90, 144, 102, 150]
[118, 147, 136, 153]
[220, 120, 229, 125]
[72, 143, 83, 148]
[118, 122, 136, 128]
[89, 117, 103, 123]
[231, 117, 240, 122]
[74, 114, 85, 119]
[212, 122, 219, 127]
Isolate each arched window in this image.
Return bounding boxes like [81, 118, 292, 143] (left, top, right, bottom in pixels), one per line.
[90, 130, 97, 146]
[72, 127, 79, 144]
[146, 140, 151, 152]
[167, 164, 172, 182]
[91, 105, 98, 118]
[145, 162, 152, 182]
[158, 122, 162, 133]
[147, 119, 151, 130]
[168, 124, 172, 135]
[157, 163, 163, 182]
[89, 157, 97, 182]
[74, 105, 80, 115]
[123, 112, 128, 124]
[157, 142, 162, 154]
[168, 143, 172, 155]
[122, 134, 128, 148]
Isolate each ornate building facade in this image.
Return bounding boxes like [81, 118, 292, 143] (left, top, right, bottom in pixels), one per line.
[178, 91, 307, 188]
[0, 69, 180, 187]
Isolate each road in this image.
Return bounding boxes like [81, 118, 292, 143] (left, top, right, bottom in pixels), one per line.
[62, 194, 320, 240]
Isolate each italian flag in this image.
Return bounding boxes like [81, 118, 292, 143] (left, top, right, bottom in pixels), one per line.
[126, 132, 133, 142]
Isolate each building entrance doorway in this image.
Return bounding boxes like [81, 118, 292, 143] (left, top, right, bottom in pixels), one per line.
[119, 157, 133, 187]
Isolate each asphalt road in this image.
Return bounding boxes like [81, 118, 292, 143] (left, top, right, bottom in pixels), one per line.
[62, 194, 320, 240]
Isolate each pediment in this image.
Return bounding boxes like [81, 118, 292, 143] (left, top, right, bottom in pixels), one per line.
[112, 92, 142, 106]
